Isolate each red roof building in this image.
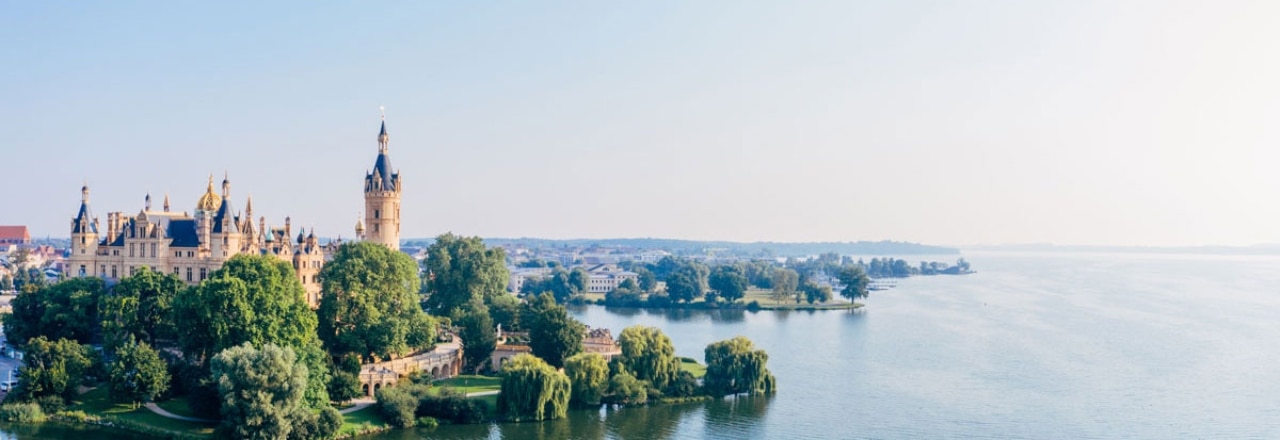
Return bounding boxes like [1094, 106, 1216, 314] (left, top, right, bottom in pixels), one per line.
[0, 226, 30, 245]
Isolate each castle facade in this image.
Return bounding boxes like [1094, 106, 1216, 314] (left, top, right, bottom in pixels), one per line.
[68, 117, 403, 307]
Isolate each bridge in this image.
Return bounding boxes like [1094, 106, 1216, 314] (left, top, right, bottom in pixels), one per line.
[357, 339, 462, 397]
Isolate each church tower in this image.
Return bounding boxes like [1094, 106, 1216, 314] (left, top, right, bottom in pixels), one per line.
[364, 114, 402, 251]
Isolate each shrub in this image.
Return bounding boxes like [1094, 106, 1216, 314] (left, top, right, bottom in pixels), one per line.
[603, 371, 647, 405]
[35, 395, 66, 414]
[317, 406, 343, 438]
[416, 416, 439, 429]
[667, 371, 700, 397]
[376, 387, 419, 428]
[418, 388, 488, 424]
[746, 301, 762, 311]
[0, 402, 46, 423]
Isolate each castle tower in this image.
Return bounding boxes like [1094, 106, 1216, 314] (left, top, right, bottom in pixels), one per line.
[70, 184, 100, 277]
[364, 114, 402, 251]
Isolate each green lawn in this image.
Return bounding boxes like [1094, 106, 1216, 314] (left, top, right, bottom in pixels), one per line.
[679, 358, 706, 378]
[69, 387, 215, 438]
[742, 288, 862, 310]
[154, 396, 201, 418]
[338, 406, 389, 437]
[431, 375, 502, 395]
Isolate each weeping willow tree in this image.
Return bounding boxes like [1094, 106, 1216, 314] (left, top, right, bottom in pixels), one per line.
[616, 325, 680, 391]
[497, 354, 571, 421]
[704, 336, 776, 396]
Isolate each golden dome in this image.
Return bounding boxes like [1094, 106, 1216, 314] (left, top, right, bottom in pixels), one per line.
[196, 175, 222, 212]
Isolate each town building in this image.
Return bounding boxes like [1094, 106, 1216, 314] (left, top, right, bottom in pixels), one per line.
[67, 116, 403, 307]
[585, 263, 639, 293]
[0, 226, 30, 245]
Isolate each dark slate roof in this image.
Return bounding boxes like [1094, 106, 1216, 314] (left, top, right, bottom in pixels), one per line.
[72, 202, 97, 234]
[167, 219, 200, 247]
[211, 199, 239, 234]
[369, 152, 396, 190]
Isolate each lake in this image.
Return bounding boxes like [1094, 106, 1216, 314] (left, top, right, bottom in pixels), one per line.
[8, 251, 1280, 438]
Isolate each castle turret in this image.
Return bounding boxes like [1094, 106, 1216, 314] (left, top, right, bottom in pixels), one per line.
[210, 174, 240, 258]
[364, 114, 402, 250]
[70, 184, 100, 277]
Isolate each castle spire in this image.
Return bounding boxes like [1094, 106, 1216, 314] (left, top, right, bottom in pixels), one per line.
[163, 193, 170, 212]
[145, 192, 152, 211]
[377, 107, 389, 153]
[222, 171, 230, 198]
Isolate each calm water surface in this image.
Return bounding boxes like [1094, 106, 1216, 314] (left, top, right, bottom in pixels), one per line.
[8, 252, 1280, 439]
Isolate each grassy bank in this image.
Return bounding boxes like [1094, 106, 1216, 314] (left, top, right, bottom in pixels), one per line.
[68, 387, 215, 438]
[431, 375, 502, 395]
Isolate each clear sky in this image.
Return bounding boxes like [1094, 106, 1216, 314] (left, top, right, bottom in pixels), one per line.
[3, 1, 1279, 247]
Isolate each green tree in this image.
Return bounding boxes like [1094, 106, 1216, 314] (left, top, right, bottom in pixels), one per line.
[802, 281, 833, 304]
[703, 336, 776, 396]
[171, 254, 329, 406]
[422, 233, 510, 316]
[317, 242, 435, 362]
[457, 303, 497, 374]
[837, 265, 870, 302]
[564, 352, 609, 407]
[107, 337, 170, 407]
[0, 275, 13, 292]
[603, 370, 648, 405]
[524, 294, 584, 369]
[615, 325, 680, 391]
[497, 354, 571, 422]
[101, 266, 183, 350]
[13, 337, 96, 401]
[664, 266, 704, 303]
[567, 268, 589, 296]
[3, 277, 105, 345]
[708, 265, 749, 304]
[211, 343, 311, 440]
[635, 268, 657, 292]
[487, 294, 523, 332]
[770, 268, 799, 304]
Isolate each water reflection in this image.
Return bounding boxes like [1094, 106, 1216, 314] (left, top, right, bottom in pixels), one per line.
[0, 422, 149, 440]
[703, 395, 773, 439]
[577, 306, 748, 324]
[603, 401, 703, 440]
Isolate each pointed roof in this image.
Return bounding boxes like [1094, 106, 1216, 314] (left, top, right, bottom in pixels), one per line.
[369, 118, 398, 190]
[73, 185, 97, 234]
[211, 198, 239, 234]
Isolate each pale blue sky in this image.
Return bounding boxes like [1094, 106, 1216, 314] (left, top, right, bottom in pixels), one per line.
[3, 1, 1279, 246]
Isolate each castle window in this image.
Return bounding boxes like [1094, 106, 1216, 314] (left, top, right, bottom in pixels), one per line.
[79, 265, 85, 277]
[374, 224, 380, 233]
[129, 244, 135, 257]
[129, 266, 136, 276]
[186, 267, 192, 282]
[101, 265, 106, 275]
[187, 251, 194, 258]
[111, 266, 117, 278]
[375, 210, 380, 219]
[200, 268, 207, 281]
[173, 267, 179, 276]
[151, 244, 157, 257]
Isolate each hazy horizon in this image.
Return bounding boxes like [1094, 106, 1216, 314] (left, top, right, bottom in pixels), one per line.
[5, 1, 1279, 247]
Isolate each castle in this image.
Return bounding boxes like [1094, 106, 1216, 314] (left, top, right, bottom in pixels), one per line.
[67, 117, 404, 307]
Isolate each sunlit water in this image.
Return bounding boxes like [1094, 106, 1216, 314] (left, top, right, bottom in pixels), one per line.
[7, 251, 1280, 439]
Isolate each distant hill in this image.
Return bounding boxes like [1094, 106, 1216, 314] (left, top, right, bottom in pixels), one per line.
[401, 237, 959, 257]
[965, 243, 1280, 255]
